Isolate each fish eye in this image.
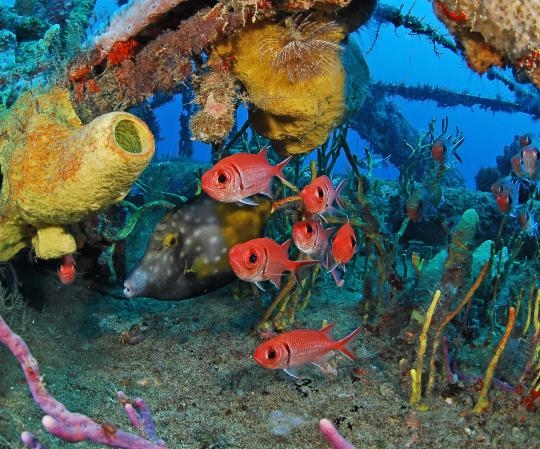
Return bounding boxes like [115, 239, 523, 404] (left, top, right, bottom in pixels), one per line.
[164, 233, 178, 248]
[316, 187, 324, 198]
[249, 252, 258, 264]
[217, 172, 228, 184]
[305, 223, 313, 234]
[266, 348, 277, 360]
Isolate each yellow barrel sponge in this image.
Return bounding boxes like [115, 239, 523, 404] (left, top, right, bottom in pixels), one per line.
[0, 88, 155, 261]
[212, 16, 369, 155]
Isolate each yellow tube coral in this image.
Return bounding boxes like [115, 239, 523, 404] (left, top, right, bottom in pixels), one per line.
[0, 88, 154, 260]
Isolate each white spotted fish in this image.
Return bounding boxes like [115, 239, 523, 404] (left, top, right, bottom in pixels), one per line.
[123, 194, 271, 300]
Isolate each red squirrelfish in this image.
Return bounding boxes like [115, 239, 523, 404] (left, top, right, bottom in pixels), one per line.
[58, 254, 76, 285]
[517, 208, 538, 237]
[331, 223, 357, 266]
[491, 176, 520, 215]
[292, 219, 334, 259]
[201, 147, 291, 204]
[521, 144, 539, 179]
[253, 322, 362, 377]
[228, 237, 317, 289]
[431, 139, 448, 164]
[300, 175, 345, 215]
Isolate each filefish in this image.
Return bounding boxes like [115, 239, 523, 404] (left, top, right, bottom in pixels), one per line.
[253, 322, 362, 378]
[201, 147, 291, 204]
[123, 194, 271, 300]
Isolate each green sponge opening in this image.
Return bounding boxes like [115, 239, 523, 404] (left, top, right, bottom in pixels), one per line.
[114, 119, 142, 154]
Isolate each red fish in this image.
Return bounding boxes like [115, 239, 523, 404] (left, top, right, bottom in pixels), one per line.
[431, 139, 447, 163]
[331, 223, 357, 266]
[521, 144, 539, 178]
[300, 175, 345, 215]
[58, 254, 76, 285]
[510, 154, 524, 178]
[519, 133, 534, 148]
[201, 147, 291, 204]
[517, 208, 538, 237]
[406, 182, 442, 223]
[491, 177, 520, 215]
[292, 219, 333, 259]
[228, 237, 317, 289]
[253, 322, 362, 377]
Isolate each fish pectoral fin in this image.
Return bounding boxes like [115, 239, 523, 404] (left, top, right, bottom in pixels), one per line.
[283, 367, 301, 378]
[238, 197, 259, 206]
[268, 273, 283, 289]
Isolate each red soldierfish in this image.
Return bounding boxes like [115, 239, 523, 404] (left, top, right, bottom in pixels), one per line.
[292, 219, 334, 259]
[490, 176, 520, 215]
[521, 144, 539, 179]
[331, 223, 357, 266]
[228, 237, 317, 289]
[253, 322, 362, 378]
[58, 254, 76, 285]
[300, 175, 345, 215]
[201, 147, 292, 204]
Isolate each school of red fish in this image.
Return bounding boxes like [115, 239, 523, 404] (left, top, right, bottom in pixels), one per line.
[202, 147, 360, 375]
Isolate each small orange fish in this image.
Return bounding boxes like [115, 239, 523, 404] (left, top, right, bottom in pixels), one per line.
[517, 209, 538, 237]
[431, 139, 447, 163]
[491, 177, 520, 215]
[253, 322, 362, 377]
[519, 133, 534, 148]
[331, 223, 357, 266]
[300, 175, 345, 215]
[292, 219, 333, 259]
[228, 237, 317, 289]
[201, 147, 291, 204]
[510, 154, 524, 178]
[521, 144, 539, 178]
[58, 254, 76, 285]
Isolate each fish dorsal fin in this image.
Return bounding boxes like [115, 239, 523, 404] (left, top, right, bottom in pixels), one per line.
[258, 146, 268, 161]
[320, 322, 336, 339]
[281, 239, 292, 253]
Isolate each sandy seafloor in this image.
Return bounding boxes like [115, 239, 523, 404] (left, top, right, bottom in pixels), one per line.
[0, 263, 539, 449]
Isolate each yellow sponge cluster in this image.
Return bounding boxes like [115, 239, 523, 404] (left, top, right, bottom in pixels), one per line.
[0, 88, 155, 261]
[434, 0, 540, 88]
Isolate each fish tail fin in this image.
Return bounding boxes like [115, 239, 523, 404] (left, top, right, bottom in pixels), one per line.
[336, 326, 362, 360]
[275, 156, 293, 182]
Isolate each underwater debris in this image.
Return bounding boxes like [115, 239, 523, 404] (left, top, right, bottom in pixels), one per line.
[433, 0, 540, 89]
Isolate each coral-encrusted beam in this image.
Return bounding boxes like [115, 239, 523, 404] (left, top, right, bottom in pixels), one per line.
[0, 314, 167, 449]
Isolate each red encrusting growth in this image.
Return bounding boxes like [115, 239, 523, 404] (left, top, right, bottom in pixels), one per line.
[435, 0, 467, 23]
[107, 39, 140, 66]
